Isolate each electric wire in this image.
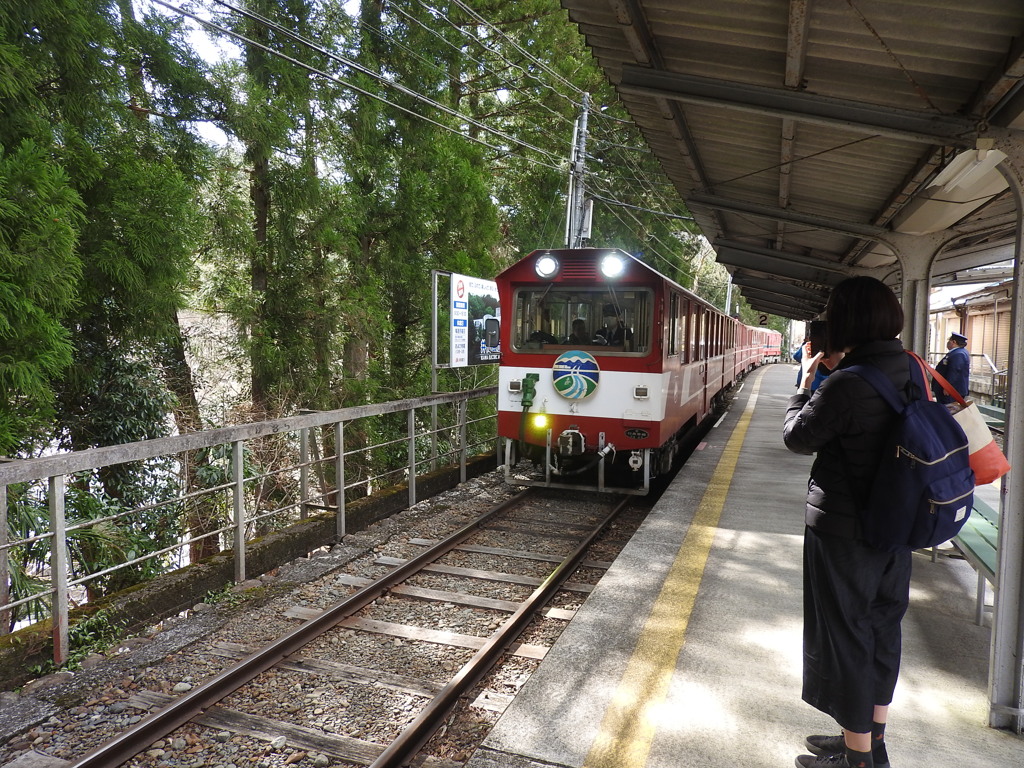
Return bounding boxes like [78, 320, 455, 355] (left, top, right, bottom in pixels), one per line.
[587, 117, 689, 212]
[597, 201, 692, 281]
[587, 174, 703, 281]
[588, 193, 695, 222]
[215, 0, 669, 212]
[438, 0, 587, 98]
[210, 0, 564, 163]
[402, 1, 581, 129]
[385, 1, 577, 124]
[159, 0, 699, 274]
[167, 0, 566, 170]
[588, 143, 690, 220]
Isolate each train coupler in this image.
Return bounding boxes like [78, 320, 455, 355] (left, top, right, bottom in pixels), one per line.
[557, 429, 585, 456]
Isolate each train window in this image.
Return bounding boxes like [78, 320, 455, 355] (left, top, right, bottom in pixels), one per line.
[668, 293, 679, 356]
[679, 298, 689, 363]
[690, 307, 703, 361]
[511, 287, 652, 355]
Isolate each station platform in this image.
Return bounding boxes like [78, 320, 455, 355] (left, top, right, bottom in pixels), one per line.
[466, 362, 1021, 768]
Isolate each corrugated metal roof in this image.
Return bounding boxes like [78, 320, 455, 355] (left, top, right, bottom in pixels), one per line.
[562, 0, 1024, 319]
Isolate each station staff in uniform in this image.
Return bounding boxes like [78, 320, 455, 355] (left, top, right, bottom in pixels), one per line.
[932, 331, 970, 403]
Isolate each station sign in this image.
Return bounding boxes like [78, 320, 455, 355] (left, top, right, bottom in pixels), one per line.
[450, 273, 500, 367]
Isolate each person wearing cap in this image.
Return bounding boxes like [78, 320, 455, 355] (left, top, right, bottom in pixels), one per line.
[594, 303, 632, 346]
[932, 331, 970, 403]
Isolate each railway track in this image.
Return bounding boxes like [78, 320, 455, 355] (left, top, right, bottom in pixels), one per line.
[16, 486, 646, 768]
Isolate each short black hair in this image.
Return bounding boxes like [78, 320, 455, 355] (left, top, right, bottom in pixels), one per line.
[825, 276, 903, 352]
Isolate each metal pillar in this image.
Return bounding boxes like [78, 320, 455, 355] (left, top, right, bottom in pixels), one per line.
[989, 152, 1024, 732]
[232, 440, 245, 583]
[892, 232, 944, 355]
[49, 475, 68, 664]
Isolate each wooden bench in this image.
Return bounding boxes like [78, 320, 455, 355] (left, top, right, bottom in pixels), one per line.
[951, 497, 999, 625]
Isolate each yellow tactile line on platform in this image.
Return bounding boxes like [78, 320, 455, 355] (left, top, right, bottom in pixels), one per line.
[583, 370, 765, 768]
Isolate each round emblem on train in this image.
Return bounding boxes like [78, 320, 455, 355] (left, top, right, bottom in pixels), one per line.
[552, 351, 600, 400]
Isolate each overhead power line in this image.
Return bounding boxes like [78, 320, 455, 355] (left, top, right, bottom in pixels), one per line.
[210, 0, 565, 165]
[588, 193, 695, 222]
[437, 0, 587, 98]
[153, 0, 564, 171]
[152, 0, 691, 252]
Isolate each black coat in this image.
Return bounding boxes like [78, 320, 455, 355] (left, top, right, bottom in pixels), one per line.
[783, 339, 923, 540]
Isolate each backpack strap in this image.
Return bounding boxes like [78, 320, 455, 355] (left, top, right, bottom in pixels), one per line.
[845, 352, 929, 413]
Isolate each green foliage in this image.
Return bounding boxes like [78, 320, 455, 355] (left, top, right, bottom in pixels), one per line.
[0, 140, 84, 453]
[0, 0, 745, 613]
[3, 463, 182, 629]
[27, 608, 125, 677]
[203, 584, 246, 610]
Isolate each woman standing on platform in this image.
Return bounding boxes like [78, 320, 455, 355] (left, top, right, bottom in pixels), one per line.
[782, 276, 913, 768]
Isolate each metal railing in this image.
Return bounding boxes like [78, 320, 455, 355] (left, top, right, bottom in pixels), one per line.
[926, 352, 1009, 406]
[0, 388, 497, 664]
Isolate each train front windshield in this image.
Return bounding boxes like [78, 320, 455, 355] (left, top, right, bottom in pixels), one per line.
[511, 287, 652, 354]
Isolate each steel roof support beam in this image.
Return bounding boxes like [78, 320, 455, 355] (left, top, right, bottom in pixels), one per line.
[741, 296, 814, 320]
[618, 65, 1019, 148]
[714, 239, 856, 276]
[729, 274, 828, 304]
[777, 0, 811, 250]
[715, 250, 845, 294]
[692, 192, 893, 243]
[731, 286, 821, 315]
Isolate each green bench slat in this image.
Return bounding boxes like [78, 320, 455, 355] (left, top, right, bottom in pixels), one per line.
[954, 520, 997, 579]
[953, 497, 999, 579]
[970, 498, 1000, 527]
[950, 496, 1000, 624]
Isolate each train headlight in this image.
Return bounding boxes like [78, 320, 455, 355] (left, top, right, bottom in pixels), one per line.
[531, 413, 550, 430]
[534, 254, 560, 279]
[633, 385, 650, 400]
[600, 253, 625, 278]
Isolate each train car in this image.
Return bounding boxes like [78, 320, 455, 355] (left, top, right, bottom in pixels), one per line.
[496, 247, 757, 494]
[746, 325, 783, 364]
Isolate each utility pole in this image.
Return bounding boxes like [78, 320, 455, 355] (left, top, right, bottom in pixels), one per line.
[565, 93, 590, 248]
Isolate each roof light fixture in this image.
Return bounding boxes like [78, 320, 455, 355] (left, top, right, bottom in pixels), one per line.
[929, 140, 1007, 194]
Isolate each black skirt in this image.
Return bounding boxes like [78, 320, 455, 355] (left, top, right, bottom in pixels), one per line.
[801, 526, 912, 733]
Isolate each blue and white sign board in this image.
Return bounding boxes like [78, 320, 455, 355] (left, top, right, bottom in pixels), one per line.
[450, 273, 500, 367]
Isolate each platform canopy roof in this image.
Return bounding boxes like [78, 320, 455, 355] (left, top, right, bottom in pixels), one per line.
[562, 0, 1024, 320]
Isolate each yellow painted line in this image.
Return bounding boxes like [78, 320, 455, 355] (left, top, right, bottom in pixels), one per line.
[583, 371, 765, 768]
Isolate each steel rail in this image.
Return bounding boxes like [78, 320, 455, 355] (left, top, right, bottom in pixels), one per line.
[65, 489, 533, 768]
[367, 494, 632, 768]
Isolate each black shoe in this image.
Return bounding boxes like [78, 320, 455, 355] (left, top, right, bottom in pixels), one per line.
[805, 735, 845, 756]
[805, 734, 889, 768]
[795, 754, 853, 768]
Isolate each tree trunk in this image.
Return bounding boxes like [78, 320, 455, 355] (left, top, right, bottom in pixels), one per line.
[160, 311, 222, 561]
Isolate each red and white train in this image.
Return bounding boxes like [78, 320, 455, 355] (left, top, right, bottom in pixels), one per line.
[496, 248, 781, 493]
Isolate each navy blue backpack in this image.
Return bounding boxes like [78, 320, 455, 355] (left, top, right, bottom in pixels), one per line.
[846, 353, 975, 552]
